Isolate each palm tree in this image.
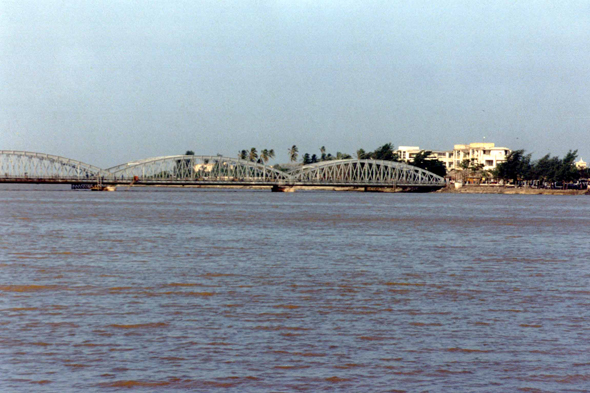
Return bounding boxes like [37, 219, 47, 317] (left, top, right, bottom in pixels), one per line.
[302, 153, 311, 164]
[459, 159, 471, 182]
[289, 145, 299, 162]
[320, 146, 326, 161]
[260, 149, 270, 164]
[238, 150, 248, 160]
[268, 149, 275, 160]
[356, 149, 366, 159]
[469, 159, 485, 184]
[248, 147, 258, 162]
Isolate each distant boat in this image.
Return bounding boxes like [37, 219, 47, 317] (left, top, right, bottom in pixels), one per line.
[90, 185, 116, 192]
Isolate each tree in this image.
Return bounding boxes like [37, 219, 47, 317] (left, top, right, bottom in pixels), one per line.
[320, 146, 326, 161]
[289, 145, 299, 162]
[175, 150, 195, 178]
[302, 153, 311, 164]
[238, 150, 248, 160]
[459, 159, 471, 171]
[469, 160, 484, 173]
[556, 150, 579, 182]
[480, 149, 581, 187]
[248, 147, 258, 162]
[469, 159, 485, 183]
[495, 150, 531, 183]
[531, 154, 557, 182]
[366, 143, 398, 161]
[411, 150, 447, 178]
[458, 159, 472, 182]
[356, 149, 367, 159]
[311, 154, 318, 163]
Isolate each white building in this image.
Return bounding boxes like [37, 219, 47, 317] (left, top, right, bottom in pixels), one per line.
[395, 146, 453, 169]
[395, 142, 511, 172]
[576, 158, 587, 170]
[395, 146, 422, 162]
[448, 143, 511, 171]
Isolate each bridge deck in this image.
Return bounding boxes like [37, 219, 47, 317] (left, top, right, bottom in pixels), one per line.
[0, 151, 446, 191]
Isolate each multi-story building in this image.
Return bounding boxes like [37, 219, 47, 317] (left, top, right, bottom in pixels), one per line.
[430, 150, 454, 170]
[449, 143, 511, 171]
[395, 146, 422, 162]
[395, 142, 511, 172]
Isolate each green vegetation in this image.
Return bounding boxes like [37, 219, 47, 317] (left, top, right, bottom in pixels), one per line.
[288, 145, 299, 162]
[494, 149, 587, 184]
[238, 148, 275, 164]
[300, 143, 395, 164]
[248, 148, 258, 162]
[260, 149, 275, 164]
[358, 143, 398, 161]
[456, 158, 484, 181]
[184, 144, 457, 178]
[174, 150, 196, 178]
[411, 151, 447, 177]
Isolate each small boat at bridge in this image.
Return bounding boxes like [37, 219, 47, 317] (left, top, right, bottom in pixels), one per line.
[91, 185, 116, 192]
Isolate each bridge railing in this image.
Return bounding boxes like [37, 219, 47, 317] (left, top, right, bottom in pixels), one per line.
[0, 151, 446, 188]
[106, 155, 292, 183]
[290, 159, 445, 186]
[0, 150, 105, 180]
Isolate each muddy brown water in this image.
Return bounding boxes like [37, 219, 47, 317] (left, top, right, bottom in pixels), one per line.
[1, 188, 590, 392]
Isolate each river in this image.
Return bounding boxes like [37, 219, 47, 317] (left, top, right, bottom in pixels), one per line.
[1, 188, 589, 392]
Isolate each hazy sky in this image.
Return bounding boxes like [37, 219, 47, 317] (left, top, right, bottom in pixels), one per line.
[2, 1, 589, 167]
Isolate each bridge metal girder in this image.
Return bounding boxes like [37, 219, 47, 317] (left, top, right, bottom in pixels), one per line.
[107, 155, 292, 183]
[0, 150, 104, 180]
[0, 151, 445, 188]
[291, 159, 445, 186]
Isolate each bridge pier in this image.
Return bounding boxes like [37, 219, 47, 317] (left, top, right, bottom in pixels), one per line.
[272, 185, 296, 193]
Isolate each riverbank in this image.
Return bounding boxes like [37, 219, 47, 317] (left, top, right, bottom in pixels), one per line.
[439, 185, 590, 195]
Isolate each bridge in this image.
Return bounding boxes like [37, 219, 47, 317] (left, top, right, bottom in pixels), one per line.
[0, 150, 446, 191]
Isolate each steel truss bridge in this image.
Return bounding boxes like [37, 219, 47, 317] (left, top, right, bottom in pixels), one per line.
[0, 151, 445, 191]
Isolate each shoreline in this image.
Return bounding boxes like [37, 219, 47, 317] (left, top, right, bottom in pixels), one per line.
[439, 185, 590, 195]
[1, 183, 588, 195]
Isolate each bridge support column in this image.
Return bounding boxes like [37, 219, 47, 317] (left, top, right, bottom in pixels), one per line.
[272, 185, 296, 193]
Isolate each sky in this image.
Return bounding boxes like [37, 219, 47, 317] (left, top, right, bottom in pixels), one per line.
[2, 0, 589, 167]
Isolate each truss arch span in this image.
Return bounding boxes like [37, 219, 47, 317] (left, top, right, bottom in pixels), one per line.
[290, 159, 445, 187]
[0, 150, 104, 180]
[108, 155, 293, 184]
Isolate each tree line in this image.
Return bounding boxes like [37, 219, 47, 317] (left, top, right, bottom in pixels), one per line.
[494, 150, 588, 184]
[238, 148, 276, 164]
[180, 147, 588, 184]
[176, 144, 449, 177]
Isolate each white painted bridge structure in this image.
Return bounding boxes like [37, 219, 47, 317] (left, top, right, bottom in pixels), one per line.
[0, 151, 446, 191]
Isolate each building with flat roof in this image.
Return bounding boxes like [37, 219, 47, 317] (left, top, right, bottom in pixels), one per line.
[395, 142, 510, 172]
[449, 143, 511, 171]
[395, 146, 422, 162]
